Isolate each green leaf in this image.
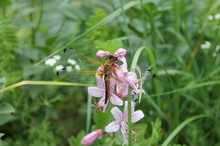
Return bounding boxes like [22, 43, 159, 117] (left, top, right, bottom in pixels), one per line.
[0, 114, 15, 126]
[94, 40, 123, 51]
[0, 18, 18, 50]
[0, 103, 15, 114]
[23, 65, 48, 77]
[0, 0, 11, 7]
[93, 105, 113, 129]
[146, 118, 163, 146]
[68, 130, 85, 146]
[133, 124, 148, 145]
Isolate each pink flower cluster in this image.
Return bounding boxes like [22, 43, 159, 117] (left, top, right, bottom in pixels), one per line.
[81, 48, 144, 145]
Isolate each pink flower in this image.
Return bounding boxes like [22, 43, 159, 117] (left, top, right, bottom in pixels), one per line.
[96, 50, 110, 58]
[114, 48, 127, 58]
[95, 48, 143, 99]
[81, 129, 103, 146]
[105, 101, 144, 143]
[88, 75, 123, 111]
[115, 69, 140, 93]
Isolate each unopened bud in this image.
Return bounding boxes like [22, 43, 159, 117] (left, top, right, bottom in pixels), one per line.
[114, 48, 127, 57]
[96, 50, 110, 58]
[81, 129, 103, 146]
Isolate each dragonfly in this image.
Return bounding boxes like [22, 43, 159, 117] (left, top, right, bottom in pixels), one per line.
[57, 48, 121, 106]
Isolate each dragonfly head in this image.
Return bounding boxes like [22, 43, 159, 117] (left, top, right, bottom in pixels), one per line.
[106, 55, 118, 62]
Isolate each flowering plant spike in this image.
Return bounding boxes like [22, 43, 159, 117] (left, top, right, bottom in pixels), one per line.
[82, 48, 145, 145]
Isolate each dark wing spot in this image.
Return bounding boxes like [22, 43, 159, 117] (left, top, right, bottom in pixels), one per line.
[63, 48, 67, 53]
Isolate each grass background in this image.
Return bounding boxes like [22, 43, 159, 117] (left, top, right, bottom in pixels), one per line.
[0, 0, 220, 146]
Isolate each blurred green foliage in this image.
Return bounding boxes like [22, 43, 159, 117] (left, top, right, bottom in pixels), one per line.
[0, 0, 220, 146]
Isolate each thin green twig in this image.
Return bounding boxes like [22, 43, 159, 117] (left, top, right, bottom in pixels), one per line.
[0, 80, 92, 93]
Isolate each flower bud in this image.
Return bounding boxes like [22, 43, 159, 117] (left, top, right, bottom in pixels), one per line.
[96, 50, 110, 58]
[81, 129, 103, 146]
[114, 48, 127, 57]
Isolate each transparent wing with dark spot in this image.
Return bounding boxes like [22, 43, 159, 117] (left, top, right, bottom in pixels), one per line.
[54, 48, 103, 83]
[143, 69, 156, 81]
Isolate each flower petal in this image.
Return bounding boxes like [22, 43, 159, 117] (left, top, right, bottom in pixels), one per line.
[111, 107, 123, 121]
[116, 83, 128, 98]
[88, 87, 104, 97]
[118, 56, 128, 69]
[95, 75, 105, 89]
[110, 94, 123, 106]
[115, 68, 126, 81]
[132, 110, 144, 123]
[97, 96, 108, 112]
[124, 101, 135, 116]
[105, 121, 120, 132]
[120, 121, 128, 144]
[96, 66, 104, 75]
[109, 79, 116, 92]
[127, 72, 137, 81]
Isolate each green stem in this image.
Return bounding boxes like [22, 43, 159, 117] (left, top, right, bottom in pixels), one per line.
[86, 95, 92, 133]
[33, 0, 44, 37]
[127, 92, 132, 146]
[0, 80, 93, 93]
[30, 0, 44, 45]
[145, 6, 156, 48]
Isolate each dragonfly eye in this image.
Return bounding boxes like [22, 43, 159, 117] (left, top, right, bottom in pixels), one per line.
[106, 55, 118, 62]
[106, 56, 112, 60]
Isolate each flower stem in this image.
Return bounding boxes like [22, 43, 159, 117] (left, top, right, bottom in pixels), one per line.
[103, 131, 114, 139]
[0, 80, 92, 93]
[127, 92, 132, 146]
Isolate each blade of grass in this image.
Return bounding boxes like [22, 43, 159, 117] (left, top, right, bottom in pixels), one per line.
[161, 114, 209, 146]
[150, 80, 220, 97]
[145, 5, 156, 48]
[120, 0, 130, 46]
[35, 1, 139, 66]
[145, 47, 161, 105]
[131, 47, 145, 103]
[131, 46, 145, 70]
[140, 0, 147, 42]
[0, 81, 93, 93]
